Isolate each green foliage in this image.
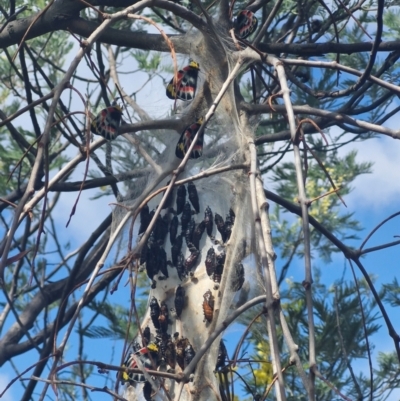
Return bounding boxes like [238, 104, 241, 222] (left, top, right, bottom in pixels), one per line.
[382, 278, 400, 307]
[84, 294, 147, 340]
[383, 9, 400, 40]
[249, 341, 274, 389]
[270, 140, 371, 265]
[0, 12, 72, 198]
[374, 351, 400, 393]
[240, 273, 389, 401]
[132, 50, 161, 72]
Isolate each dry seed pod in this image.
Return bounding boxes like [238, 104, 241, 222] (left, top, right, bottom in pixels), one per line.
[213, 263, 224, 285]
[157, 247, 168, 278]
[153, 214, 168, 245]
[215, 213, 227, 242]
[185, 217, 196, 246]
[143, 381, 152, 401]
[170, 215, 179, 244]
[184, 243, 200, 273]
[158, 301, 169, 333]
[188, 181, 200, 213]
[192, 220, 205, 250]
[205, 247, 216, 277]
[150, 297, 160, 330]
[176, 252, 185, 280]
[139, 204, 150, 235]
[176, 185, 186, 215]
[204, 206, 213, 236]
[142, 326, 151, 346]
[181, 202, 192, 231]
[171, 234, 183, 266]
[174, 284, 185, 318]
[203, 289, 214, 322]
[184, 343, 196, 368]
[165, 338, 176, 369]
[224, 213, 233, 241]
[175, 337, 189, 370]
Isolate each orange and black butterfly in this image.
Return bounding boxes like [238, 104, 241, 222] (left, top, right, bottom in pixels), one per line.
[175, 118, 204, 159]
[166, 60, 200, 101]
[234, 10, 258, 39]
[120, 343, 159, 383]
[91, 103, 123, 140]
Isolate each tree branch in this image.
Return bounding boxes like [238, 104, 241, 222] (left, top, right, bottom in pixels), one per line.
[242, 103, 400, 139]
[258, 40, 400, 56]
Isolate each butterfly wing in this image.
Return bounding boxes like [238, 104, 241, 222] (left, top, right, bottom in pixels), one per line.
[120, 344, 159, 384]
[235, 10, 258, 39]
[176, 65, 199, 100]
[175, 120, 204, 159]
[166, 69, 185, 99]
[166, 64, 199, 101]
[249, 15, 258, 36]
[91, 106, 122, 140]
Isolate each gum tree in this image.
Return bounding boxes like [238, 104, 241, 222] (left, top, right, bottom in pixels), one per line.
[0, 1, 399, 401]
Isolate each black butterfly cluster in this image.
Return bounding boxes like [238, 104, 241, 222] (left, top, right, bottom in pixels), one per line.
[119, 327, 196, 391]
[120, 298, 198, 399]
[138, 182, 201, 288]
[138, 180, 245, 306]
[114, 8, 258, 397]
[120, 320, 228, 396]
[120, 181, 244, 397]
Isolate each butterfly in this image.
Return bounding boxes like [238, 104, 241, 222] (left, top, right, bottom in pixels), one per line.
[234, 10, 258, 39]
[166, 60, 200, 101]
[90, 104, 123, 141]
[175, 118, 204, 160]
[120, 343, 159, 383]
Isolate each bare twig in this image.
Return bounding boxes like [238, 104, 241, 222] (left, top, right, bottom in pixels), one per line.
[29, 376, 127, 401]
[107, 45, 150, 121]
[281, 58, 400, 97]
[183, 295, 268, 380]
[334, 287, 363, 400]
[122, 133, 163, 174]
[252, 0, 285, 46]
[328, 0, 383, 97]
[271, 55, 316, 400]
[242, 102, 400, 139]
[0, 354, 55, 398]
[0, 93, 54, 129]
[231, 310, 264, 368]
[313, 369, 354, 401]
[264, 188, 400, 362]
[247, 120, 286, 401]
[11, 1, 54, 62]
[360, 239, 400, 255]
[360, 211, 400, 250]
[256, 176, 311, 394]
